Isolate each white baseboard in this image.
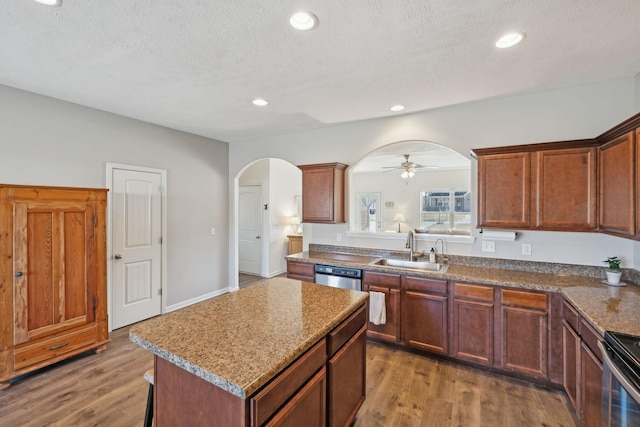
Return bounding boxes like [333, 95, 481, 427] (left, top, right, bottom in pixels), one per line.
[165, 287, 230, 313]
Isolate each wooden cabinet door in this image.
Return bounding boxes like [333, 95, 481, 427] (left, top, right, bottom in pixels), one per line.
[403, 276, 449, 355]
[477, 152, 531, 228]
[266, 368, 327, 427]
[451, 283, 494, 365]
[299, 163, 347, 224]
[499, 289, 548, 378]
[13, 197, 98, 345]
[328, 327, 366, 427]
[562, 320, 580, 411]
[534, 147, 597, 230]
[599, 131, 635, 236]
[500, 306, 548, 377]
[365, 285, 400, 343]
[580, 342, 602, 427]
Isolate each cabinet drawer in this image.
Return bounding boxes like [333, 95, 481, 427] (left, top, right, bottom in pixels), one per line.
[363, 271, 400, 289]
[287, 261, 315, 277]
[580, 318, 603, 363]
[454, 283, 494, 302]
[562, 299, 580, 332]
[14, 324, 97, 370]
[501, 289, 547, 310]
[251, 339, 327, 426]
[328, 305, 366, 356]
[405, 276, 448, 294]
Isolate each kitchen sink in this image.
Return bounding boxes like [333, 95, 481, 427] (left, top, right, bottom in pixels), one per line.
[371, 258, 446, 272]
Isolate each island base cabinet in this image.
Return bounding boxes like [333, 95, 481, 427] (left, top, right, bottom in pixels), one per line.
[328, 327, 366, 427]
[265, 368, 326, 427]
[155, 356, 245, 426]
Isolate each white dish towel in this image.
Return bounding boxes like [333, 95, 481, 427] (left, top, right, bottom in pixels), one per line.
[369, 291, 387, 325]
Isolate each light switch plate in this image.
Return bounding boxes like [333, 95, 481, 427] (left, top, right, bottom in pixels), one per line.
[210, 227, 216, 235]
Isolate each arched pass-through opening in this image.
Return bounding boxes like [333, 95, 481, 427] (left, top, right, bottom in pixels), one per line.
[230, 158, 302, 290]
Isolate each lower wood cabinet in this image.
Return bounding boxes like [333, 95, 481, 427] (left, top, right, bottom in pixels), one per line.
[265, 368, 327, 427]
[363, 271, 401, 343]
[286, 260, 315, 282]
[499, 289, 548, 378]
[403, 276, 448, 354]
[562, 299, 603, 427]
[451, 282, 495, 365]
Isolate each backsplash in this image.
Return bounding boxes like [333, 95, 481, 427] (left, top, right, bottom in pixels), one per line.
[309, 243, 639, 283]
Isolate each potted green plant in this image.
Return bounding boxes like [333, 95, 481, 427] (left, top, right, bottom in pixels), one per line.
[603, 256, 622, 284]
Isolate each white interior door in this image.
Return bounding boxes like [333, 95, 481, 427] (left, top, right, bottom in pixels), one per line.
[239, 185, 262, 275]
[111, 167, 163, 329]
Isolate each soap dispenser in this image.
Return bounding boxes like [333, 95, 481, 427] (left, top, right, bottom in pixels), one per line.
[429, 247, 436, 263]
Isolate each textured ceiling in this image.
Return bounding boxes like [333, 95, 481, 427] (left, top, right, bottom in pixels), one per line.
[2, 1, 640, 143]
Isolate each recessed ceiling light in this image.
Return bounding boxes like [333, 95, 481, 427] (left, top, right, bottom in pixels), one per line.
[390, 105, 405, 112]
[289, 11, 318, 31]
[495, 32, 526, 48]
[252, 98, 269, 107]
[34, 0, 62, 6]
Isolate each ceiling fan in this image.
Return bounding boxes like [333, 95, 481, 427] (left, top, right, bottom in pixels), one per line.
[382, 154, 434, 179]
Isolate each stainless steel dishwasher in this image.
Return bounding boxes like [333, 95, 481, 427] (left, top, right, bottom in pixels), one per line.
[314, 265, 362, 291]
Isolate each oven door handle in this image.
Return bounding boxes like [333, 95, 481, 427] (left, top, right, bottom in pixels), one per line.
[598, 340, 640, 403]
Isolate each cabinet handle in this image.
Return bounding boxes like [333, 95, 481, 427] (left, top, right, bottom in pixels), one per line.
[48, 343, 68, 351]
[15, 272, 23, 277]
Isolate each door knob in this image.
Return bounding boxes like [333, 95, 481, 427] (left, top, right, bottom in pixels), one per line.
[114, 254, 123, 260]
[256, 236, 261, 239]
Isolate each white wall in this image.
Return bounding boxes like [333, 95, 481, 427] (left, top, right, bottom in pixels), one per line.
[1, 85, 229, 309]
[229, 78, 638, 276]
[238, 158, 301, 277]
[268, 159, 302, 275]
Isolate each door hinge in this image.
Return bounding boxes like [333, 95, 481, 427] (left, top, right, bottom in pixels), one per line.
[93, 215, 97, 227]
[159, 185, 164, 193]
[158, 288, 162, 296]
[160, 237, 163, 244]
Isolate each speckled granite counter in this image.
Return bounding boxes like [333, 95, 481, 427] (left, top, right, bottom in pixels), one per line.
[562, 285, 640, 336]
[129, 277, 368, 398]
[288, 246, 640, 338]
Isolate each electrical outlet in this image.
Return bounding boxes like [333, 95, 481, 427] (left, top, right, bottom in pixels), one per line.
[482, 240, 496, 253]
[522, 243, 532, 255]
[336, 233, 342, 242]
[210, 227, 216, 235]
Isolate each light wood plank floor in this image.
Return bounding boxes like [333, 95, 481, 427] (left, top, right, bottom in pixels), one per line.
[239, 273, 286, 289]
[0, 327, 576, 426]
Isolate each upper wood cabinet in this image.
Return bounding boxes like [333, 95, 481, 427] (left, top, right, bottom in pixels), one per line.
[534, 147, 597, 231]
[599, 131, 635, 236]
[475, 143, 597, 231]
[477, 152, 531, 229]
[298, 163, 347, 224]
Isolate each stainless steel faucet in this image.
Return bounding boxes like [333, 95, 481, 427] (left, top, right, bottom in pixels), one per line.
[406, 229, 415, 260]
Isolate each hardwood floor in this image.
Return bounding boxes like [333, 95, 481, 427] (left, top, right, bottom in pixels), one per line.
[239, 273, 286, 289]
[0, 327, 576, 427]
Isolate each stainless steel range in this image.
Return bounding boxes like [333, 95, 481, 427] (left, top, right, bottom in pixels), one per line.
[599, 331, 640, 427]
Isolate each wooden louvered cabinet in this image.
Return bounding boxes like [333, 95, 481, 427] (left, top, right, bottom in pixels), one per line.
[0, 184, 109, 390]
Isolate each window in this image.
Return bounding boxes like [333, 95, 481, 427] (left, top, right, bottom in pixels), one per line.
[420, 190, 471, 235]
[356, 193, 381, 232]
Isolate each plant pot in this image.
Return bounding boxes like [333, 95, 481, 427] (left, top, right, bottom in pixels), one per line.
[605, 270, 622, 285]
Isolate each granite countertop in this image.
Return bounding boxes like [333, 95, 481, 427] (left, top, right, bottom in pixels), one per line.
[288, 249, 640, 337]
[129, 278, 368, 399]
[562, 285, 640, 336]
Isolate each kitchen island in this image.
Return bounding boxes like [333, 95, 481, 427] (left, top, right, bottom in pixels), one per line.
[130, 277, 369, 426]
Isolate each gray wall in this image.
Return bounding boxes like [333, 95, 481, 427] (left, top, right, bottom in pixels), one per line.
[1, 85, 229, 309]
